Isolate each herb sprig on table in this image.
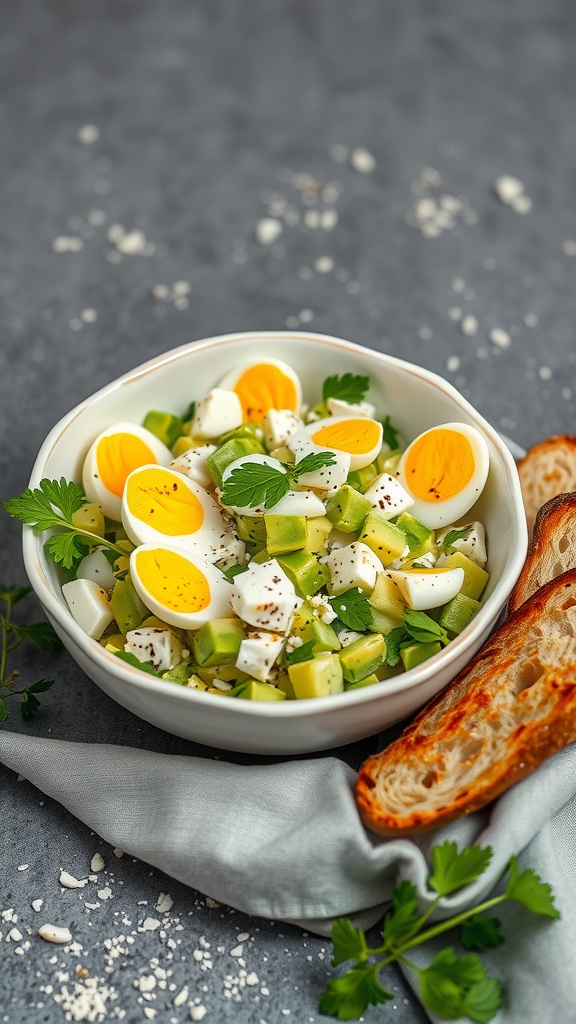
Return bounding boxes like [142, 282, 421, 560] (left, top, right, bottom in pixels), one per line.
[319, 840, 559, 1022]
[0, 585, 62, 724]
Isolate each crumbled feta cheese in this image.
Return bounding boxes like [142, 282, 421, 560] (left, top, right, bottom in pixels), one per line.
[308, 594, 337, 624]
[236, 631, 285, 682]
[363, 473, 414, 519]
[193, 388, 243, 439]
[326, 397, 376, 418]
[39, 924, 73, 945]
[264, 409, 303, 450]
[125, 627, 183, 673]
[231, 560, 300, 633]
[324, 542, 382, 596]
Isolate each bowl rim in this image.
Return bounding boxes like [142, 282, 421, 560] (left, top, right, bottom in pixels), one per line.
[23, 330, 528, 720]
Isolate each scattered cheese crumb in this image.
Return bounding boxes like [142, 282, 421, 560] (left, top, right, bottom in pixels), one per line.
[77, 124, 100, 144]
[113, 848, 124, 859]
[190, 1007, 207, 1021]
[460, 314, 478, 337]
[255, 218, 283, 245]
[156, 893, 173, 914]
[488, 327, 511, 349]
[90, 853, 105, 872]
[39, 924, 72, 944]
[17, 864, 29, 871]
[60, 871, 88, 889]
[350, 147, 376, 174]
[32, 899, 44, 912]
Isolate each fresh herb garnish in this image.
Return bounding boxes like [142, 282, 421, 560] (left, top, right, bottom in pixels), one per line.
[220, 452, 336, 511]
[384, 609, 449, 666]
[113, 650, 162, 675]
[286, 638, 316, 665]
[328, 589, 374, 632]
[320, 841, 559, 1022]
[322, 374, 370, 406]
[0, 584, 62, 725]
[2, 479, 127, 571]
[381, 415, 401, 450]
[221, 564, 249, 583]
[444, 526, 471, 549]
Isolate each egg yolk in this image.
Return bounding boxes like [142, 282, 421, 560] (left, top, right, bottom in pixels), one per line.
[312, 418, 381, 455]
[126, 468, 205, 535]
[233, 364, 298, 421]
[404, 429, 475, 502]
[134, 548, 211, 613]
[96, 433, 158, 497]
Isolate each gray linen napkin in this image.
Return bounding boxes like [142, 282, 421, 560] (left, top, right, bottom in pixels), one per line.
[1, 731, 575, 1024]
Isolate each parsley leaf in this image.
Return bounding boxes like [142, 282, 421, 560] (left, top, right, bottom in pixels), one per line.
[220, 462, 290, 510]
[404, 608, 449, 646]
[291, 451, 337, 480]
[330, 918, 368, 967]
[45, 532, 90, 572]
[444, 526, 471, 549]
[322, 373, 370, 405]
[381, 880, 420, 947]
[221, 564, 249, 583]
[286, 639, 316, 666]
[328, 589, 373, 632]
[381, 415, 401, 450]
[0, 585, 32, 605]
[462, 977, 503, 1024]
[429, 841, 493, 896]
[20, 681, 55, 721]
[319, 964, 393, 1020]
[419, 947, 486, 1019]
[113, 651, 162, 675]
[383, 626, 412, 666]
[11, 623, 63, 652]
[461, 916, 504, 951]
[504, 856, 561, 918]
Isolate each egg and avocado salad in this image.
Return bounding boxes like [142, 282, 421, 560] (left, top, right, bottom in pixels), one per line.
[8, 360, 491, 699]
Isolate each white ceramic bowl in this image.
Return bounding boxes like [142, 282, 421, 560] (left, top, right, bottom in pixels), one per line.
[24, 332, 528, 754]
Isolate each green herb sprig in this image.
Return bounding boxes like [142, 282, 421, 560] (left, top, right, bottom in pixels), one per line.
[320, 841, 559, 1022]
[2, 479, 127, 572]
[220, 452, 336, 511]
[323, 374, 370, 406]
[444, 526, 472, 549]
[385, 609, 449, 667]
[0, 585, 62, 724]
[329, 588, 374, 632]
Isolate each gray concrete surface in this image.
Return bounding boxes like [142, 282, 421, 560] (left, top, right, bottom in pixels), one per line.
[1, 1, 575, 1021]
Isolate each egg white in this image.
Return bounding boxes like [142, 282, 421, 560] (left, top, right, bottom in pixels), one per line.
[130, 543, 233, 629]
[288, 416, 383, 471]
[82, 422, 172, 521]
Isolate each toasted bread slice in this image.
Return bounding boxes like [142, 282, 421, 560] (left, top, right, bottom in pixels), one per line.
[356, 569, 576, 836]
[517, 435, 576, 537]
[508, 493, 576, 615]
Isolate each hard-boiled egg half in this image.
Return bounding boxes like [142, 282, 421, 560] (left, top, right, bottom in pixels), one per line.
[82, 423, 172, 521]
[130, 543, 233, 629]
[397, 422, 489, 530]
[122, 465, 230, 562]
[387, 566, 465, 611]
[219, 358, 302, 422]
[288, 417, 383, 471]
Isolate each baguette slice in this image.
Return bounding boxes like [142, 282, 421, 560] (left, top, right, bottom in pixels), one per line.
[356, 569, 576, 836]
[508, 493, 576, 615]
[517, 435, 576, 537]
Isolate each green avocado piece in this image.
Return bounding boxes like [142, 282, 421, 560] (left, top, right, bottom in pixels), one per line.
[347, 462, 378, 493]
[370, 572, 406, 619]
[368, 607, 403, 635]
[234, 514, 267, 545]
[325, 485, 372, 533]
[162, 663, 194, 685]
[338, 633, 386, 683]
[394, 512, 434, 552]
[276, 550, 330, 597]
[264, 514, 308, 555]
[359, 513, 408, 565]
[442, 551, 489, 601]
[192, 618, 245, 666]
[305, 515, 333, 554]
[438, 593, 481, 637]
[344, 672, 380, 691]
[234, 680, 286, 701]
[143, 409, 184, 448]
[109, 576, 148, 634]
[288, 653, 343, 699]
[400, 641, 442, 671]
[71, 503, 106, 539]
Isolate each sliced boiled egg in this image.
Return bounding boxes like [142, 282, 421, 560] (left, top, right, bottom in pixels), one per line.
[219, 454, 325, 516]
[397, 423, 489, 530]
[219, 358, 302, 422]
[82, 423, 172, 522]
[387, 566, 465, 611]
[130, 544, 233, 629]
[288, 416, 383, 471]
[122, 465, 229, 562]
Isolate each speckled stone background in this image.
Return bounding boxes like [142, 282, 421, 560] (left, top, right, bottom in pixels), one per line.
[1, 1, 576, 1021]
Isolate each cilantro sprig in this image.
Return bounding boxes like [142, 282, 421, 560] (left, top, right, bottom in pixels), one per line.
[323, 373, 370, 405]
[220, 452, 336, 511]
[320, 841, 559, 1022]
[329, 589, 374, 632]
[2, 479, 127, 572]
[385, 609, 449, 667]
[381, 415, 401, 450]
[0, 584, 62, 725]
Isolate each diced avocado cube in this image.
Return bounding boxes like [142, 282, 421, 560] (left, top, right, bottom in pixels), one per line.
[276, 550, 330, 597]
[291, 614, 341, 655]
[370, 572, 406, 619]
[288, 653, 344, 699]
[325, 485, 372, 534]
[376, 447, 403, 474]
[171, 435, 196, 458]
[234, 514, 267, 545]
[394, 512, 434, 551]
[162, 663, 193, 685]
[112, 554, 130, 578]
[338, 633, 386, 683]
[268, 445, 295, 463]
[101, 632, 126, 653]
[276, 673, 296, 699]
[71, 503, 106, 539]
[187, 673, 208, 691]
[344, 672, 380, 691]
[206, 437, 265, 488]
[250, 549, 273, 564]
[400, 641, 442, 671]
[219, 423, 263, 444]
[113, 527, 135, 554]
[235, 680, 286, 701]
[264, 514, 307, 555]
[368, 607, 403, 635]
[192, 617, 245, 666]
[347, 462, 378, 493]
[143, 409, 184, 448]
[359, 513, 408, 566]
[109, 576, 148, 633]
[438, 593, 482, 636]
[442, 551, 489, 600]
[196, 663, 247, 684]
[305, 516, 333, 555]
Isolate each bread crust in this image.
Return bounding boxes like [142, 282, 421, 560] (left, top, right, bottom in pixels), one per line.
[517, 435, 576, 537]
[356, 569, 576, 836]
[508, 492, 576, 615]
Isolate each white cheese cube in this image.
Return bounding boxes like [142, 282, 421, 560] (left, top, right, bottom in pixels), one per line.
[236, 630, 285, 681]
[62, 579, 114, 639]
[125, 626, 183, 672]
[76, 548, 116, 591]
[323, 541, 382, 596]
[193, 388, 243, 439]
[363, 473, 414, 519]
[437, 521, 487, 566]
[292, 440, 351, 491]
[213, 529, 246, 570]
[270, 489, 326, 517]
[170, 444, 217, 488]
[231, 559, 300, 633]
[264, 409, 303, 450]
[326, 397, 376, 418]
